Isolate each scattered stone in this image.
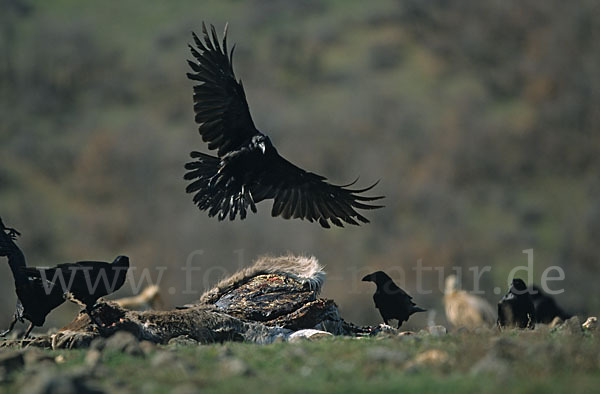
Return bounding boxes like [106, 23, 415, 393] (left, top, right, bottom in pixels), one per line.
[583, 317, 598, 331]
[103, 331, 142, 356]
[23, 349, 55, 367]
[470, 352, 509, 377]
[168, 335, 199, 346]
[220, 357, 252, 377]
[0, 351, 25, 373]
[366, 347, 409, 364]
[21, 349, 57, 374]
[151, 351, 179, 368]
[288, 329, 333, 342]
[85, 349, 102, 369]
[89, 337, 107, 352]
[22, 371, 104, 394]
[490, 337, 520, 360]
[139, 341, 157, 356]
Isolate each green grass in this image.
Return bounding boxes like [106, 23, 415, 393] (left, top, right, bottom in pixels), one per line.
[2, 330, 600, 393]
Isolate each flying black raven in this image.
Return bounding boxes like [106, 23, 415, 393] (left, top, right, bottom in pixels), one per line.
[24, 256, 130, 319]
[497, 278, 536, 329]
[362, 271, 426, 328]
[529, 285, 571, 324]
[184, 23, 384, 228]
[0, 218, 65, 338]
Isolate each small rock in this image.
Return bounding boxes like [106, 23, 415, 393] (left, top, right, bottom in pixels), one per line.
[220, 357, 252, 377]
[22, 371, 104, 394]
[139, 341, 157, 356]
[168, 335, 199, 346]
[85, 349, 102, 369]
[23, 349, 55, 367]
[0, 351, 24, 373]
[583, 317, 598, 331]
[490, 337, 520, 360]
[470, 353, 509, 377]
[288, 329, 333, 342]
[366, 347, 409, 364]
[151, 351, 179, 368]
[104, 331, 142, 356]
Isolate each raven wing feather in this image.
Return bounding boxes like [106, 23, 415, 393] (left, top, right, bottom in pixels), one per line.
[252, 154, 384, 228]
[187, 23, 261, 157]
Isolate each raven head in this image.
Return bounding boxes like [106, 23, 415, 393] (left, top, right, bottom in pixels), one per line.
[251, 135, 271, 154]
[362, 271, 392, 285]
[510, 278, 529, 294]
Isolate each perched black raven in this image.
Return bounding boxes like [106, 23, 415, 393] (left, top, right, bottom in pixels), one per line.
[529, 285, 571, 324]
[24, 256, 130, 319]
[0, 218, 65, 338]
[362, 271, 426, 328]
[497, 278, 536, 329]
[184, 23, 384, 228]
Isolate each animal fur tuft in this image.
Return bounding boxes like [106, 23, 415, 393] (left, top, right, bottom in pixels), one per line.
[199, 254, 325, 304]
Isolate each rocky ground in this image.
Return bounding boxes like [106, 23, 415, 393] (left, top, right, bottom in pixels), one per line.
[1, 317, 599, 394]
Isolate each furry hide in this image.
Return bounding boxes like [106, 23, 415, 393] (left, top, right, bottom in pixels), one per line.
[199, 254, 325, 305]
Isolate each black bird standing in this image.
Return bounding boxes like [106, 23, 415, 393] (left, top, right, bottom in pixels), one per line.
[184, 23, 384, 228]
[497, 278, 536, 329]
[529, 285, 571, 324]
[0, 218, 65, 338]
[0, 218, 130, 337]
[362, 271, 426, 328]
[23, 256, 130, 321]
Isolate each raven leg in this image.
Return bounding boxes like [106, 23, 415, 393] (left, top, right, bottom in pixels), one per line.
[0, 315, 18, 337]
[22, 322, 34, 339]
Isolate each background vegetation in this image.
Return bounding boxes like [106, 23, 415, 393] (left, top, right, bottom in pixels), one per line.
[1, 0, 598, 331]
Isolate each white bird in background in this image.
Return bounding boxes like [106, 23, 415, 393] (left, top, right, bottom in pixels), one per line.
[443, 275, 496, 329]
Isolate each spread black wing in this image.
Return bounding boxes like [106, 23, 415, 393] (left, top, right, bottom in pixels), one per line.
[187, 23, 261, 157]
[252, 155, 383, 228]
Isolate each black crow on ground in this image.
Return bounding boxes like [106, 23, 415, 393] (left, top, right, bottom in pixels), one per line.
[497, 278, 536, 329]
[0, 218, 65, 338]
[23, 256, 130, 320]
[0, 218, 130, 337]
[362, 271, 426, 328]
[184, 23, 384, 228]
[529, 285, 571, 324]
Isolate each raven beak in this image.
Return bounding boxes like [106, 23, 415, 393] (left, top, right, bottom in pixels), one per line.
[361, 274, 371, 282]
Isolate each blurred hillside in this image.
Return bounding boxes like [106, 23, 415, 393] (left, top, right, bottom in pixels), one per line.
[1, 0, 598, 331]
